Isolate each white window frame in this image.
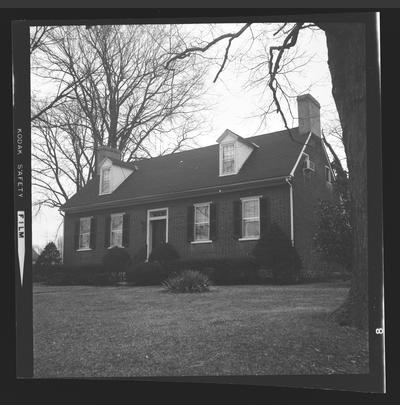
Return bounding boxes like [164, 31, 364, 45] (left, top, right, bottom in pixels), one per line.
[109, 212, 124, 248]
[100, 165, 111, 195]
[146, 208, 169, 260]
[192, 202, 212, 244]
[78, 216, 92, 251]
[220, 142, 236, 176]
[239, 196, 261, 241]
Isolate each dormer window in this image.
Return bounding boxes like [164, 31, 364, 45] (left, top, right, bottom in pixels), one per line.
[217, 129, 255, 177]
[100, 166, 111, 194]
[221, 143, 235, 175]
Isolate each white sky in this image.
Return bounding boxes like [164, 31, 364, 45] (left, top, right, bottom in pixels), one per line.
[31, 23, 343, 250]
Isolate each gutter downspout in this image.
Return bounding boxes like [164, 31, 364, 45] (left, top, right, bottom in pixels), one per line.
[285, 176, 294, 247]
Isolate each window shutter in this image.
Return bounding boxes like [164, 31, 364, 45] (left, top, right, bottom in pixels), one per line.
[233, 200, 242, 239]
[260, 197, 270, 238]
[104, 215, 111, 248]
[209, 203, 217, 241]
[89, 217, 96, 249]
[122, 213, 130, 247]
[74, 219, 80, 250]
[187, 205, 194, 242]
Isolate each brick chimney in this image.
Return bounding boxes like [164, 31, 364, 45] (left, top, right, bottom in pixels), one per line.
[96, 145, 121, 174]
[297, 94, 321, 137]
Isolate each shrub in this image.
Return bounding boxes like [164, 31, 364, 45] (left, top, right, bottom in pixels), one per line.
[148, 242, 179, 264]
[313, 199, 352, 273]
[43, 263, 115, 286]
[162, 270, 210, 293]
[126, 262, 167, 286]
[253, 223, 302, 284]
[35, 242, 61, 267]
[132, 245, 148, 265]
[102, 247, 132, 274]
[165, 257, 259, 285]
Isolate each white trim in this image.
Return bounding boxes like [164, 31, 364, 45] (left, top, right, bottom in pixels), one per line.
[76, 247, 92, 252]
[146, 207, 169, 260]
[289, 132, 312, 176]
[321, 138, 337, 182]
[238, 237, 260, 242]
[99, 164, 112, 195]
[240, 195, 263, 201]
[219, 142, 237, 176]
[78, 216, 92, 250]
[193, 202, 211, 242]
[110, 212, 124, 248]
[286, 177, 295, 246]
[110, 212, 126, 217]
[193, 201, 212, 207]
[107, 245, 125, 249]
[190, 240, 213, 244]
[241, 196, 261, 239]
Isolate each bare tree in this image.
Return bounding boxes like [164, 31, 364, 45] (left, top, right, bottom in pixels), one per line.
[32, 100, 96, 211]
[31, 24, 210, 209]
[166, 22, 369, 330]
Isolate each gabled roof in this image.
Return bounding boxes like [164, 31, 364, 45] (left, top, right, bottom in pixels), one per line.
[62, 128, 310, 212]
[101, 156, 136, 170]
[216, 128, 259, 148]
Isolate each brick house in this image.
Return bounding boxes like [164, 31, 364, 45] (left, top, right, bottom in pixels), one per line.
[61, 94, 336, 277]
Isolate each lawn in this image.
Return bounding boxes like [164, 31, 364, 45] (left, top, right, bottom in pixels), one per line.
[33, 281, 369, 377]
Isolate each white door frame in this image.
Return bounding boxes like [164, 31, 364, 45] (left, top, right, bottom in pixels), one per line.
[146, 207, 169, 260]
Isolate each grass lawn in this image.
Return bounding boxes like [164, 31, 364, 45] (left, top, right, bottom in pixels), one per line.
[33, 281, 368, 377]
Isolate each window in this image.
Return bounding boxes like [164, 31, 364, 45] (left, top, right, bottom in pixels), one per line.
[325, 166, 333, 183]
[241, 197, 260, 239]
[194, 203, 210, 241]
[79, 217, 91, 249]
[221, 143, 235, 174]
[110, 213, 123, 247]
[100, 166, 111, 194]
[149, 209, 167, 218]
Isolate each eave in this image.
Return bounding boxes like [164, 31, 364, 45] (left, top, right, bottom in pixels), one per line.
[61, 175, 289, 214]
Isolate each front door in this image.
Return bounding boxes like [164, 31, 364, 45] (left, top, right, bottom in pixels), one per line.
[151, 219, 166, 252]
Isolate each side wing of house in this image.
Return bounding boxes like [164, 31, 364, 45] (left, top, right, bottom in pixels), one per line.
[290, 133, 337, 278]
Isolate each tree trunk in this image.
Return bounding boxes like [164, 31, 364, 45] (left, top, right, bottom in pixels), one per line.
[319, 23, 368, 329]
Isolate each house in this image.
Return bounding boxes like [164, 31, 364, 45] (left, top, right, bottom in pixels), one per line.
[61, 94, 337, 278]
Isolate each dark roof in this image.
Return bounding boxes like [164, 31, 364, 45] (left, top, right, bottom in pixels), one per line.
[62, 128, 309, 211]
[217, 128, 259, 149]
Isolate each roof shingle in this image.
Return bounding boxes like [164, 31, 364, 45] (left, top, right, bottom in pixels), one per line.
[62, 128, 308, 211]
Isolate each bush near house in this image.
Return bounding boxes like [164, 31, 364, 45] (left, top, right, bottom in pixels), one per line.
[102, 246, 132, 281]
[126, 256, 260, 287]
[125, 262, 167, 286]
[253, 223, 302, 284]
[132, 245, 148, 265]
[33, 264, 57, 283]
[162, 270, 210, 293]
[148, 242, 180, 264]
[39, 264, 114, 286]
[165, 257, 260, 285]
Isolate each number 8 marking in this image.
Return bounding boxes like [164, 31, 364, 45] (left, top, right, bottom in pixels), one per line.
[375, 328, 384, 334]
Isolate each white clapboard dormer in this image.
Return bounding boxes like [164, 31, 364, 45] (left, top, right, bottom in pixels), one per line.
[97, 146, 134, 195]
[217, 129, 258, 176]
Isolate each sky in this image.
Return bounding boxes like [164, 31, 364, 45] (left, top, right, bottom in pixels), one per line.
[31, 23, 343, 251]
